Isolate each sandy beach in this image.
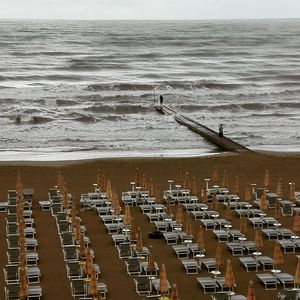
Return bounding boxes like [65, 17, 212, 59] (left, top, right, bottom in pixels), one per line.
[1, 150, 300, 299]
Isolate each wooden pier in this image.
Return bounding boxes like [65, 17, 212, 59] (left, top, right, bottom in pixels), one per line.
[155, 105, 250, 153]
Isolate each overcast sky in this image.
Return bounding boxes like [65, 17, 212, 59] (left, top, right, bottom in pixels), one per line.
[0, 0, 300, 20]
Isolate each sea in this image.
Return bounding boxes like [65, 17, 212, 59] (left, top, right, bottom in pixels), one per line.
[0, 19, 299, 161]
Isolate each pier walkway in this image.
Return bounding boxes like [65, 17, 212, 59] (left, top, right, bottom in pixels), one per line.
[155, 104, 250, 153]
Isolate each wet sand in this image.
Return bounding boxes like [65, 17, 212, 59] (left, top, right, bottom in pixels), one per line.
[0, 150, 300, 299]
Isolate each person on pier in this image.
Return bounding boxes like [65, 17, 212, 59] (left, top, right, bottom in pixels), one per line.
[159, 95, 164, 106]
[218, 124, 224, 137]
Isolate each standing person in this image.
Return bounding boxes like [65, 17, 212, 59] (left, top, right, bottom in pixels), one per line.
[219, 124, 224, 137]
[159, 95, 164, 106]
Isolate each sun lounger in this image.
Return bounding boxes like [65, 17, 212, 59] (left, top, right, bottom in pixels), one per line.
[261, 228, 279, 240]
[172, 245, 189, 259]
[263, 217, 277, 228]
[191, 211, 206, 220]
[248, 217, 264, 228]
[280, 200, 293, 216]
[214, 218, 230, 229]
[181, 259, 199, 274]
[242, 241, 256, 254]
[7, 249, 39, 266]
[239, 257, 259, 272]
[257, 256, 274, 271]
[117, 242, 132, 259]
[134, 276, 152, 295]
[228, 229, 245, 241]
[63, 245, 79, 262]
[213, 230, 229, 242]
[215, 276, 233, 293]
[151, 278, 171, 294]
[226, 242, 244, 256]
[39, 200, 51, 211]
[278, 228, 294, 240]
[140, 261, 159, 276]
[201, 258, 217, 272]
[274, 273, 295, 290]
[278, 240, 296, 253]
[5, 283, 42, 300]
[256, 273, 278, 290]
[200, 219, 216, 230]
[66, 261, 83, 279]
[211, 295, 246, 300]
[125, 257, 141, 276]
[163, 232, 179, 245]
[154, 221, 169, 232]
[188, 243, 203, 258]
[197, 276, 218, 294]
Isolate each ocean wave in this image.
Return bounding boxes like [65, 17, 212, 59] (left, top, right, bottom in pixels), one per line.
[73, 115, 97, 123]
[83, 104, 149, 114]
[11, 51, 72, 57]
[56, 99, 78, 106]
[0, 74, 86, 82]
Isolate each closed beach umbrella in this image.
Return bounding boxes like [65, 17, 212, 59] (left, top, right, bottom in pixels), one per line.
[197, 227, 205, 252]
[88, 267, 97, 297]
[16, 170, 23, 195]
[57, 170, 63, 190]
[246, 281, 256, 300]
[166, 199, 171, 215]
[260, 190, 268, 212]
[202, 189, 208, 204]
[101, 174, 107, 192]
[85, 248, 93, 277]
[274, 200, 280, 221]
[245, 183, 252, 203]
[176, 205, 184, 225]
[293, 213, 300, 233]
[130, 221, 137, 242]
[222, 170, 228, 188]
[276, 178, 283, 199]
[155, 185, 161, 204]
[147, 249, 156, 275]
[215, 245, 223, 270]
[184, 215, 193, 237]
[191, 176, 198, 196]
[19, 266, 28, 300]
[254, 229, 263, 250]
[183, 172, 190, 190]
[96, 168, 102, 190]
[295, 257, 300, 288]
[212, 166, 219, 186]
[170, 284, 179, 300]
[224, 259, 235, 292]
[19, 243, 26, 270]
[79, 233, 86, 259]
[211, 193, 218, 210]
[123, 204, 131, 226]
[233, 175, 240, 196]
[135, 167, 140, 187]
[289, 182, 296, 202]
[240, 216, 248, 235]
[176, 166, 183, 185]
[70, 204, 77, 228]
[264, 169, 271, 191]
[62, 189, 69, 211]
[273, 241, 284, 269]
[141, 173, 148, 191]
[113, 194, 121, 216]
[106, 179, 113, 200]
[136, 228, 143, 252]
[75, 218, 81, 242]
[225, 202, 232, 222]
[148, 178, 154, 196]
[159, 263, 169, 296]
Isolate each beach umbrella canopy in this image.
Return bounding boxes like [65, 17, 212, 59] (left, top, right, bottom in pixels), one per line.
[264, 169, 271, 190]
[159, 263, 169, 296]
[170, 284, 179, 300]
[176, 166, 183, 185]
[212, 166, 219, 186]
[222, 170, 228, 188]
[273, 241, 284, 268]
[19, 266, 28, 300]
[276, 178, 283, 199]
[197, 227, 205, 251]
[246, 281, 256, 300]
[233, 175, 240, 195]
[88, 267, 98, 297]
[123, 204, 132, 226]
[260, 190, 268, 212]
[215, 244, 223, 270]
[293, 213, 300, 233]
[224, 259, 235, 291]
[136, 228, 144, 252]
[176, 205, 184, 225]
[295, 257, 300, 288]
[254, 229, 263, 250]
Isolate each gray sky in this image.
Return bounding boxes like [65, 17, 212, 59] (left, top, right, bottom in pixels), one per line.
[0, 0, 300, 20]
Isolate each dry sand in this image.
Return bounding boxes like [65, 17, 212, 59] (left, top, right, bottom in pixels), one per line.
[0, 150, 300, 299]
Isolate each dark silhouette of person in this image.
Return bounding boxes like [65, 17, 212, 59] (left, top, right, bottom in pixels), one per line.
[160, 95, 163, 105]
[219, 124, 224, 137]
